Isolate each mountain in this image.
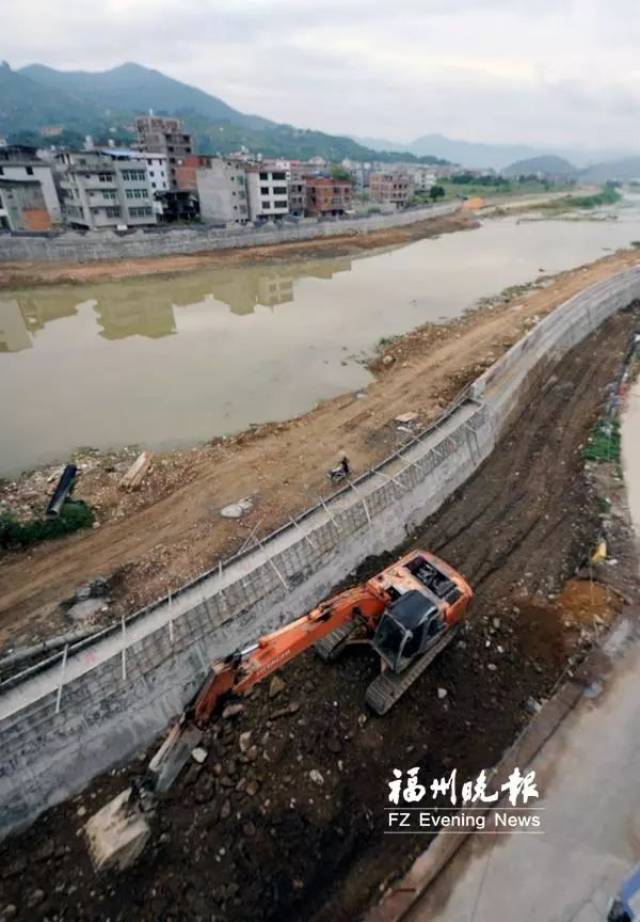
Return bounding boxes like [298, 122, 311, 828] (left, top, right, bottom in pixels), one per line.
[19, 62, 272, 130]
[407, 134, 544, 169]
[1, 61, 447, 164]
[354, 131, 637, 172]
[580, 157, 640, 182]
[502, 155, 577, 178]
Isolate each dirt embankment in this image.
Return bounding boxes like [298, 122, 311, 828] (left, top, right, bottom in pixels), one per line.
[0, 309, 635, 922]
[2, 248, 640, 650]
[0, 211, 476, 289]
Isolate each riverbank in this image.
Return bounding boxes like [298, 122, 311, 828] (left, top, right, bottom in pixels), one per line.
[0, 209, 475, 289]
[1, 246, 640, 651]
[0, 307, 635, 922]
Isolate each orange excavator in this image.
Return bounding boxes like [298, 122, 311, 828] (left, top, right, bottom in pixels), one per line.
[86, 549, 472, 870]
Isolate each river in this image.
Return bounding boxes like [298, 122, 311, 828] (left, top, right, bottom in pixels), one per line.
[3, 197, 640, 476]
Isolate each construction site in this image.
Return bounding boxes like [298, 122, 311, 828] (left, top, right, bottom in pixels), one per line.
[1, 189, 640, 920]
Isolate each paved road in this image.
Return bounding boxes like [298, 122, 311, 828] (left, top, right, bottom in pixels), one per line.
[406, 384, 640, 922]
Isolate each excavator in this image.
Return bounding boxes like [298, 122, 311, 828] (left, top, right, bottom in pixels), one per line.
[86, 549, 472, 871]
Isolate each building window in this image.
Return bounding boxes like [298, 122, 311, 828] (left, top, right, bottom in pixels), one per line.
[272, 172, 286, 180]
[99, 173, 111, 182]
[260, 186, 269, 195]
[273, 187, 287, 195]
[261, 201, 271, 209]
[26, 166, 34, 176]
[259, 172, 268, 181]
[274, 199, 287, 208]
[105, 206, 121, 217]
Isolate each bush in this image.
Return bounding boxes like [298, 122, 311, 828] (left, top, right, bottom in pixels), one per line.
[583, 419, 620, 463]
[0, 501, 95, 549]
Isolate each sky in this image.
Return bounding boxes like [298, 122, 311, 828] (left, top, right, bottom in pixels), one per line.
[4, 0, 640, 150]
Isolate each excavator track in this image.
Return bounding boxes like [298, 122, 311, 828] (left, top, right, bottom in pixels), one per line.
[365, 625, 461, 715]
[314, 621, 359, 662]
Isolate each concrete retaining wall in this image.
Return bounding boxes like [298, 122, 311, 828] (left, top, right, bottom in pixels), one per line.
[0, 203, 457, 264]
[1, 265, 639, 839]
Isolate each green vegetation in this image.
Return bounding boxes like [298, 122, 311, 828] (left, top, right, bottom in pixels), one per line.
[0, 501, 94, 549]
[2, 62, 449, 165]
[568, 185, 621, 208]
[583, 419, 621, 464]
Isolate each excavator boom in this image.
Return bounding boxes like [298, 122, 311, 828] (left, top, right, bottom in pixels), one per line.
[193, 583, 388, 725]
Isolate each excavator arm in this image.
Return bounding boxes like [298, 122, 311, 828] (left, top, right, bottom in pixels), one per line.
[146, 582, 389, 793]
[193, 583, 389, 725]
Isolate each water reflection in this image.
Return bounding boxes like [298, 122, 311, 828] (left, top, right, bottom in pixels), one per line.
[0, 257, 354, 350]
[4, 203, 640, 475]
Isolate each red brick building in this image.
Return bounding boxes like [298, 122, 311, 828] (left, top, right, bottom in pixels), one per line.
[175, 155, 213, 192]
[305, 177, 352, 216]
[369, 172, 415, 207]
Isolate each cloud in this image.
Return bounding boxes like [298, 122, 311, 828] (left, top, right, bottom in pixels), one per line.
[4, 0, 640, 149]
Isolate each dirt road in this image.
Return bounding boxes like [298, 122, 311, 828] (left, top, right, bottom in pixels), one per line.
[2, 248, 640, 649]
[0, 211, 475, 289]
[0, 307, 634, 922]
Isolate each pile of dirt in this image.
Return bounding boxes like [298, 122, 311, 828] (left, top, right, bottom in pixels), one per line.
[0, 310, 634, 922]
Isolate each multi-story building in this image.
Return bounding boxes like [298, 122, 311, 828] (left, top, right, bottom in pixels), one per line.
[304, 177, 352, 216]
[0, 179, 51, 231]
[245, 165, 290, 220]
[0, 145, 61, 223]
[135, 116, 193, 190]
[288, 162, 306, 217]
[142, 152, 170, 193]
[196, 158, 249, 223]
[368, 172, 415, 207]
[407, 166, 437, 192]
[58, 151, 156, 230]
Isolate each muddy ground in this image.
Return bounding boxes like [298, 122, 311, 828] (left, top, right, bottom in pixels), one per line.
[2, 248, 640, 653]
[0, 309, 635, 922]
[0, 211, 477, 290]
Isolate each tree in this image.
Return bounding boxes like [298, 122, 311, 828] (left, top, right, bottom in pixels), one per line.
[330, 165, 352, 181]
[430, 184, 446, 201]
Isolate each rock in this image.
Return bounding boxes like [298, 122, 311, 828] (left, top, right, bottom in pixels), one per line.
[269, 676, 286, 699]
[220, 497, 254, 519]
[246, 745, 259, 763]
[526, 697, 542, 715]
[243, 821, 256, 838]
[191, 747, 208, 764]
[238, 731, 252, 754]
[220, 799, 231, 820]
[66, 598, 105, 624]
[487, 663, 498, 672]
[309, 769, 324, 786]
[0, 907, 17, 921]
[382, 354, 395, 366]
[246, 780, 259, 797]
[27, 890, 45, 908]
[325, 737, 342, 754]
[437, 687, 448, 699]
[395, 412, 419, 424]
[76, 805, 87, 817]
[492, 617, 501, 629]
[222, 703, 245, 720]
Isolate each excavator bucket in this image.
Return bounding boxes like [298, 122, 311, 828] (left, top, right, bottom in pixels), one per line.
[85, 788, 151, 873]
[85, 720, 202, 872]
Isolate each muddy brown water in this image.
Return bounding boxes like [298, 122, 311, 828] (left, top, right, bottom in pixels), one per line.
[3, 199, 640, 476]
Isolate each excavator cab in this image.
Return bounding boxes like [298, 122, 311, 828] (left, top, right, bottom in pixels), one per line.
[372, 590, 445, 674]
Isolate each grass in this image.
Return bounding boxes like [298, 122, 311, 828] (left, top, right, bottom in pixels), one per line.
[0, 501, 94, 549]
[539, 186, 622, 214]
[583, 419, 621, 464]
